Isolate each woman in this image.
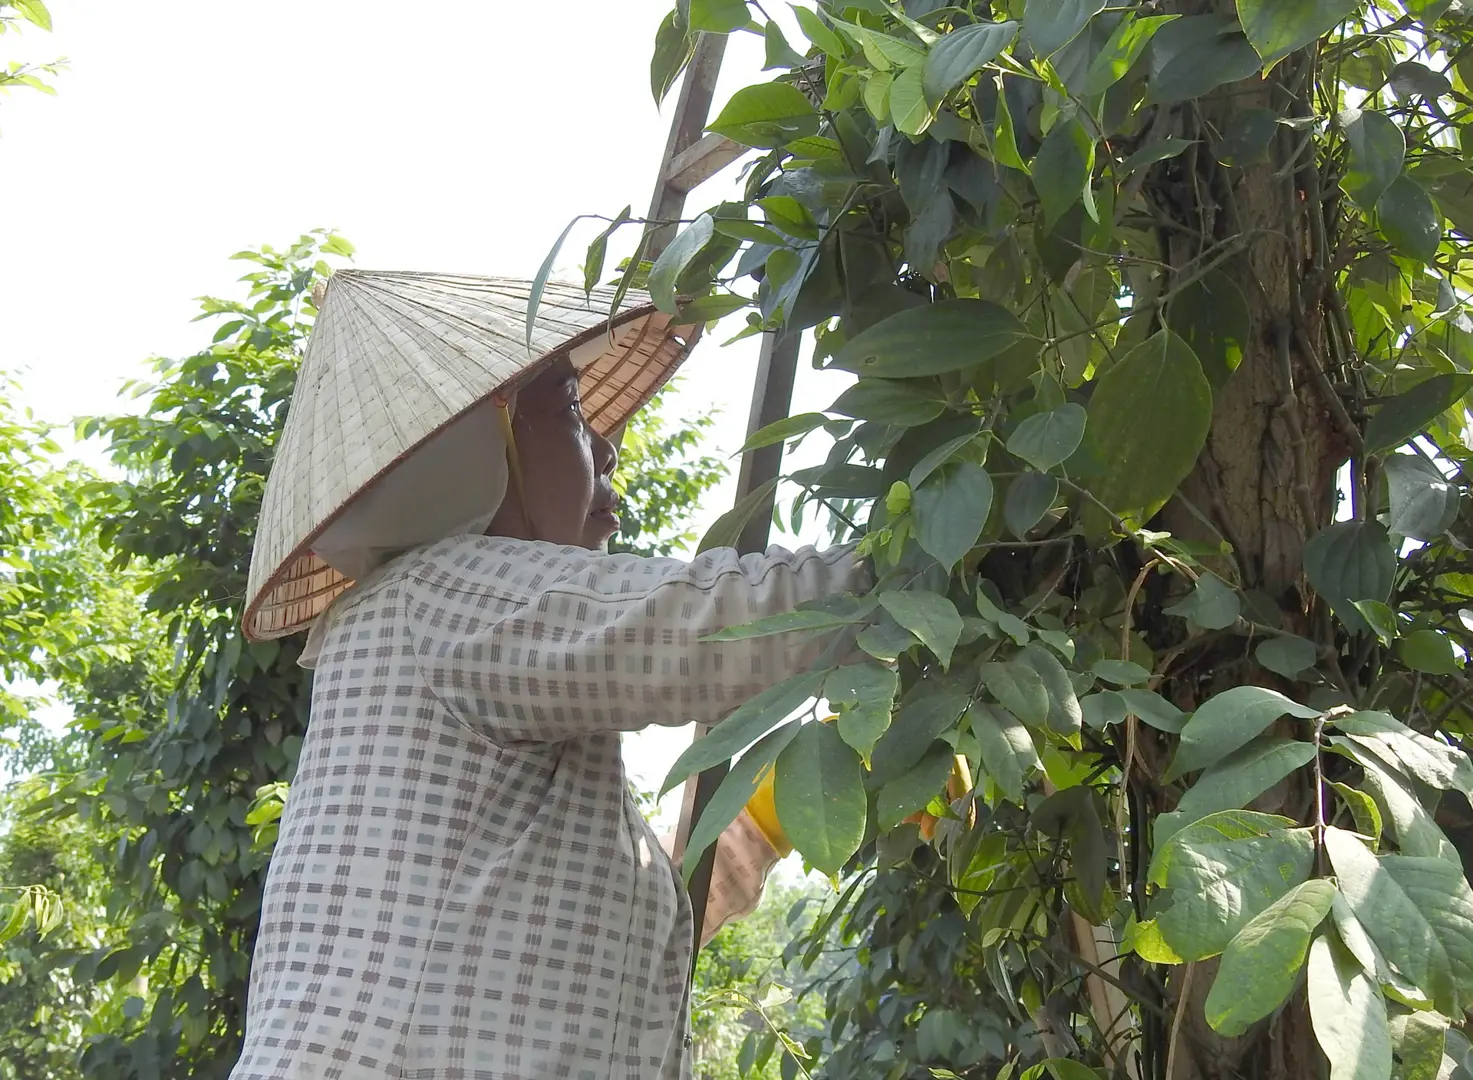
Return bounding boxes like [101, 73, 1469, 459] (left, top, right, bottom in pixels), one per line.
[234, 272, 869, 1079]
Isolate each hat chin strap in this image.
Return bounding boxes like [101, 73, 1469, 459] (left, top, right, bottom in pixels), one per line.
[493, 393, 536, 539]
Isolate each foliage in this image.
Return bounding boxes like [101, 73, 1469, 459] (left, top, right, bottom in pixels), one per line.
[0, 0, 65, 108]
[632, 0, 1473, 1076]
[611, 379, 729, 557]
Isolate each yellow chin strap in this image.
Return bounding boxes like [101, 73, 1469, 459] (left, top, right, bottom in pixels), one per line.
[492, 393, 530, 526]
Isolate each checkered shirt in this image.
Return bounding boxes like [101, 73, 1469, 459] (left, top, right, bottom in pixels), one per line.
[231, 535, 867, 1080]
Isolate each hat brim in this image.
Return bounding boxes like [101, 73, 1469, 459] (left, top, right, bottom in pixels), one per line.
[244, 293, 699, 642]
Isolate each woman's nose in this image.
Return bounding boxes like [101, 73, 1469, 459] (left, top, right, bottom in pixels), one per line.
[592, 426, 618, 476]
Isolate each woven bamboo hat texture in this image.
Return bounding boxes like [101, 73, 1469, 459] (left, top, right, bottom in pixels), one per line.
[244, 270, 700, 642]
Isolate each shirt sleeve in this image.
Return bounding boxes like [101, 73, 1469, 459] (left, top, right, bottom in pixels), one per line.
[404, 538, 871, 745]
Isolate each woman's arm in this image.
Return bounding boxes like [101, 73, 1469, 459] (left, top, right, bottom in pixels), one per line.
[405, 536, 870, 745]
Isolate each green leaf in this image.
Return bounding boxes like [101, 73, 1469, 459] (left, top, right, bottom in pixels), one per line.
[1236, 0, 1360, 70]
[648, 213, 715, 315]
[967, 703, 1041, 804]
[1326, 826, 1473, 1016]
[1147, 16, 1262, 105]
[583, 205, 632, 294]
[890, 66, 933, 136]
[1163, 572, 1241, 631]
[697, 476, 780, 553]
[1384, 454, 1459, 541]
[827, 663, 898, 763]
[1085, 329, 1213, 523]
[651, 10, 696, 104]
[1329, 780, 1383, 843]
[1120, 136, 1196, 174]
[878, 743, 954, 829]
[1147, 810, 1315, 961]
[1340, 109, 1406, 212]
[1356, 754, 1458, 861]
[1214, 107, 1279, 167]
[830, 299, 1033, 378]
[763, 20, 808, 69]
[913, 462, 993, 571]
[1303, 521, 1396, 636]
[1167, 685, 1320, 782]
[981, 662, 1050, 727]
[682, 721, 801, 878]
[909, 431, 982, 489]
[1119, 688, 1187, 732]
[1173, 738, 1318, 827]
[1256, 634, 1319, 679]
[12, 0, 52, 31]
[1033, 117, 1095, 228]
[830, 378, 947, 426]
[1389, 1011, 1448, 1080]
[1021, 642, 1083, 737]
[1399, 629, 1459, 675]
[1024, 0, 1107, 58]
[1308, 932, 1394, 1080]
[740, 411, 829, 451]
[922, 20, 1019, 102]
[702, 609, 861, 641]
[660, 670, 827, 794]
[1081, 14, 1178, 96]
[1092, 658, 1151, 685]
[679, 293, 753, 323]
[690, 0, 750, 33]
[1205, 879, 1336, 1036]
[1164, 269, 1250, 389]
[1005, 472, 1059, 538]
[871, 687, 970, 781]
[527, 215, 585, 348]
[790, 4, 846, 57]
[775, 720, 867, 875]
[879, 590, 963, 668]
[707, 82, 820, 148]
[1333, 711, 1473, 796]
[1376, 175, 1443, 264]
[1008, 404, 1087, 471]
[1363, 374, 1473, 455]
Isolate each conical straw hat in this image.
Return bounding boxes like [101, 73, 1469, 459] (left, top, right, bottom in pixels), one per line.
[244, 270, 700, 642]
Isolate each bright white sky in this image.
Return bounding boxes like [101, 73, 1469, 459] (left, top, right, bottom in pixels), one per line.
[1, 1, 853, 833]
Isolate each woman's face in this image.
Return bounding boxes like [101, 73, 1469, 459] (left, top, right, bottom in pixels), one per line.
[486, 356, 620, 549]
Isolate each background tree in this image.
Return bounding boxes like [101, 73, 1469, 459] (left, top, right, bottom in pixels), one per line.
[635, 1, 1473, 1077]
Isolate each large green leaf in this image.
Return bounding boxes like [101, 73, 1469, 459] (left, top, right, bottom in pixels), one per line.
[1303, 521, 1396, 636]
[1399, 629, 1460, 676]
[1356, 754, 1459, 861]
[967, 703, 1041, 804]
[877, 743, 954, 829]
[739, 411, 828, 452]
[681, 721, 801, 879]
[913, 461, 994, 571]
[1163, 572, 1241, 631]
[690, 0, 751, 33]
[1376, 175, 1443, 264]
[648, 213, 715, 314]
[1005, 471, 1059, 538]
[826, 663, 898, 763]
[1307, 933, 1394, 1080]
[1384, 454, 1459, 541]
[981, 661, 1050, 727]
[1033, 117, 1095, 228]
[830, 299, 1033, 378]
[1236, 0, 1360, 69]
[1333, 711, 1473, 798]
[1024, 0, 1106, 58]
[701, 609, 861, 641]
[790, 3, 846, 56]
[1256, 634, 1318, 680]
[1389, 1012, 1449, 1080]
[1147, 810, 1315, 960]
[830, 378, 947, 426]
[871, 686, 971, 781]
[1363, 374, 1473, 455]
[1085, 329, 1212, 523]
[1007, 404, 1087, 471]
[1081, 13, 1177, 95]
[889, 65, 932, 136]
[878, 590, 963, 668]
[1146, 16, 1262, 105]
[707, 82, 821, 148]
[1020, 642, 1083, 737]
[1173, 738, 1319, 827]
[1340, 108, 1406, 212]
[1326, 826, 1473, 1016]
[774, 720, 867, 875]
[660, 669, 827, 794]
[651, 10, 696, 104]
[1166, 686, 1320, 782]
[1204, 878, 1336, 1036]
[696, 476, 780, 553]
[1164, 269, 1250, 389]
[922, 20, 1019, 102]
